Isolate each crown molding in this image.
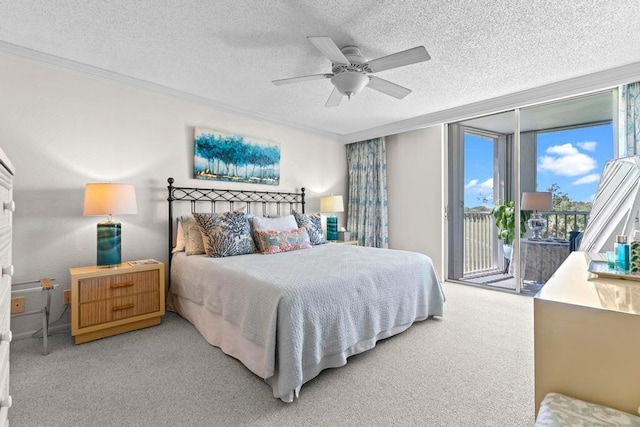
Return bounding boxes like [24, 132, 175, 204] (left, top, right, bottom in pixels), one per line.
[0, 40, 340, 142]
[2, 40, 638, 145]
[340, 61, 640, 143]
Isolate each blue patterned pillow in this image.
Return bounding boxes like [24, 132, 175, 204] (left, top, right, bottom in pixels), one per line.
[193, 210, 256, 257]
[293, 210, 326, 245]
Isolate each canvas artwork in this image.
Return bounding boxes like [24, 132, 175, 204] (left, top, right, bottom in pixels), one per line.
[194, 127, 281, 185]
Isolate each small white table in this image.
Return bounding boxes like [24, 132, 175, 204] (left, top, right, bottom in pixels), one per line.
[11, 278, 58, 355]
[330, 240, 358, 246]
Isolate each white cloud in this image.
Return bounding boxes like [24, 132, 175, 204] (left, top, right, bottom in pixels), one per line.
[465, 177, 493, 192]
[546, 143, 578, 156]
[464, 179, 479, 189]
[538, 142, 597, 177]
[573, 174, 600, 185]
[478, 178, 493, 192]
[577, 141, 597, 151]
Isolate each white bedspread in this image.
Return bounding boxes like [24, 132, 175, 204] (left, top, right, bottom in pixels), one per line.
[170, 243, 444, 402]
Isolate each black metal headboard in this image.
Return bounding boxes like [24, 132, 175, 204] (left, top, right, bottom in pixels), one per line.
[167, 177, 306, 283]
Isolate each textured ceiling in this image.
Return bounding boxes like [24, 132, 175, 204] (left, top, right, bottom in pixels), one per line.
[0, 1, 639, 140]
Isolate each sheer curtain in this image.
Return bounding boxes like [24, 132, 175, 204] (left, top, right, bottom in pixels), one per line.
[346, 137, 388, 248]
[619, 81, 640, 156]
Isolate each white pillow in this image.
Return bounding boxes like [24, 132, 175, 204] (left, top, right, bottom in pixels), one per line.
[181, 215, 206, 255]
[172, 218, 185, 253]
[252, 215, 298, 232]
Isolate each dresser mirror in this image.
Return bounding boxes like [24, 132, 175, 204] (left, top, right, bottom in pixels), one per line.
[579, 156, 640, 253]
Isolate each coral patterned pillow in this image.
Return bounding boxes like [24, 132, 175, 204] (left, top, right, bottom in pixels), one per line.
[192, 210, 256, 257]
[254, 227, 312, 254]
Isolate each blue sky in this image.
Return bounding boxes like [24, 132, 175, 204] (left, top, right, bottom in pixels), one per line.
[464, 123, 613, 207]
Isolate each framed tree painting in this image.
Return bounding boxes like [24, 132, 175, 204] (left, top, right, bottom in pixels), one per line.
[194, 127, 281, 185]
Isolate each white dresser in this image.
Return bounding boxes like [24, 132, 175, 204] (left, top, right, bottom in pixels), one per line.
[534, 251, 640, 417]
[0, 148, 14, 425]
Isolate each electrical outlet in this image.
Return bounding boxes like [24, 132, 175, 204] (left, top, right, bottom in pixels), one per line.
[63, 289, 71, 305]
[11, 297, 24, 314]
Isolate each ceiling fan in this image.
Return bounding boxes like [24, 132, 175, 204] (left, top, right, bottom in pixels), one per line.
[272, 36, 431, 107]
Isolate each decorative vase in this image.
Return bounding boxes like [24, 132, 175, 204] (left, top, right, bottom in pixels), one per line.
[502, 243, 513, 274]
[503, 243, 513, 261]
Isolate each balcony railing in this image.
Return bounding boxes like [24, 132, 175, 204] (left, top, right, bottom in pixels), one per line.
[464, 210, 589, 276]
[464, 212, 496, 275]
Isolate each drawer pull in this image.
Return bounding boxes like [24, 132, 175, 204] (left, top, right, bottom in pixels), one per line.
[111, 282, 134, 289]
[1, 265, 13, 278]
[112, 304, 134, 312]
[3, 201, 14, 213]
[0, 331, 11, 343]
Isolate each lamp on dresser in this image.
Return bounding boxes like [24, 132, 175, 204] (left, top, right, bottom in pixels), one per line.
[320, 195, 344, 241]
[83, 183, 138, 266]
[522, 191, 552, 240]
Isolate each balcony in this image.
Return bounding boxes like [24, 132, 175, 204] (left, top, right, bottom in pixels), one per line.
[464, 210, 589, 278]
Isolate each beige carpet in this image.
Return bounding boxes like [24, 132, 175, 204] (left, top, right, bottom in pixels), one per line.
[9, 282, 535, 426]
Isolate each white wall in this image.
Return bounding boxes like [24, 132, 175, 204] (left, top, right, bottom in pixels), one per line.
[0, 53, 346, 337]
[386, 126, 445, 277]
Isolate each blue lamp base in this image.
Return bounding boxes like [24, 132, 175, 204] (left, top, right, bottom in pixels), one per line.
[326, 216, 338, 241]
[97, 221, 121, 266]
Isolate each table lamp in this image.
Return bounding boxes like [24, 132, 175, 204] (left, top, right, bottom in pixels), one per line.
[83, 183, 138, 266]
[320, 195, 344, 241]
[521, 191, 552, 240]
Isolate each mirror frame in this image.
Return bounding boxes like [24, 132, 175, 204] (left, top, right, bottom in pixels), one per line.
[579, 156, 640, 253]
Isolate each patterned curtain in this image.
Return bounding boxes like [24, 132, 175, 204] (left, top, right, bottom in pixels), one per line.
[619, 82, 640, 157]
[346, 137, 388, 248]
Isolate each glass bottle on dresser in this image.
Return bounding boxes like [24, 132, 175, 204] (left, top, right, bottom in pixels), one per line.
[615, 234, 630, 271]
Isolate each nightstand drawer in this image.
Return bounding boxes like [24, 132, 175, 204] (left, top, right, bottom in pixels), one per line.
[79, 291, 160, 328]
[79, 270, 159, 303]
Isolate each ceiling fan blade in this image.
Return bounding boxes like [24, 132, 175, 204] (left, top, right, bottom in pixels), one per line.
[325, 87, 343, 107]
[308, 36, 350, 65]
[367, 76, 412, 99]
[272, 74, 333, 85]
[366, 46, 430, 73]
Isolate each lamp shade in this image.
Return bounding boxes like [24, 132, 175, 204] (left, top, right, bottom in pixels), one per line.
[83, 183, 138, 216]
[521, 192, 553, 211]
[320, 195, 344, 213]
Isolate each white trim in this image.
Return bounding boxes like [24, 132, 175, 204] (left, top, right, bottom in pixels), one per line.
[513, 109, 522, 294]
[2, 39, 638, 143]
[0, 40, 339, 141]
[441, 124, 448, 283]
[342, 62, 640, 143]
[612, 88, 620, 158]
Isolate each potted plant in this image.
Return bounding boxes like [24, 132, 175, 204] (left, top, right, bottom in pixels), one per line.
[490, 201, 531, 269]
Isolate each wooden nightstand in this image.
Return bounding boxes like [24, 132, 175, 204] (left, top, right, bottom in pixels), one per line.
[70, 262, 165, 344]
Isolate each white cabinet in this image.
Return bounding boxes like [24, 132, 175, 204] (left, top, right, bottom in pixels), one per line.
[534, 252, 640, 417]
[0, 148, 14, 426]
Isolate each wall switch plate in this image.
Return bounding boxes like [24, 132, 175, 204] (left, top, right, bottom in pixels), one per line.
[63, 289, 71, 305]
[11, 297, 25, 314]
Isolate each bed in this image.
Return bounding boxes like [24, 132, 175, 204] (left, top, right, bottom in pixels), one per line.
[166, 178, 445, 402]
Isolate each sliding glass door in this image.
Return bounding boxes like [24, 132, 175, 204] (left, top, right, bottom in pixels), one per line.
[517, 93, 614, 294]
[447, 111, 515, 290]
[447, 90, 614, 294]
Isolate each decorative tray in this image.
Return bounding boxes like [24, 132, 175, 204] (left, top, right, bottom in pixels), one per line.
[587, 260, 640, 281]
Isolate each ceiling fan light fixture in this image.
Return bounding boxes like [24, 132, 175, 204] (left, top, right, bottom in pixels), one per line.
[330, 72, 370, 99]
[275, 37, 431, 107]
